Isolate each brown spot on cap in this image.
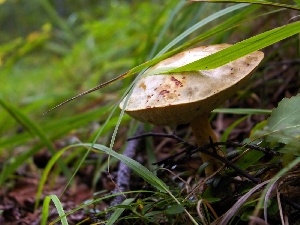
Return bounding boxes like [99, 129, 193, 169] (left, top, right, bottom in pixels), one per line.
[171, 76, 183, 87]
[139, 82, 146, 90]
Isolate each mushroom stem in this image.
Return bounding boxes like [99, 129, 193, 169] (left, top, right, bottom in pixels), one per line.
[190, 113, 222, 176]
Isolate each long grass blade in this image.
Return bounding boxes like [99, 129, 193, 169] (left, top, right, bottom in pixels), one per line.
[167, 21, 300, 72]
[35, 147, 68, 210]
[41, 196, 51, 225]
[79, 143, 169, 192]
[107, 198, 135, 225]
[48, 194, 69, 225]
[191, 0, 300, 10]
[213, 108, 271, 115]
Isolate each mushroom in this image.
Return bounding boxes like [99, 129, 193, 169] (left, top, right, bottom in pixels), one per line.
[120, 44, 264, 175]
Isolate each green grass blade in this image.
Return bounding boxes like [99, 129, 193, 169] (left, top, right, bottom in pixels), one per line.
[192, 0, 300, 10]
[157, 3, 249, 56]
[213, 108, 271, 115]
[167, 4, 260, 59]
[107, 198, 135, 225]
[148, 1, 186, 58]
[49, 191, 152, 224]
[41, 196, 51, 225]
[43, 4, 256, 127]
[168, 21, 300, 72]
[79, 143, 169, 193]
[221, 116, 248, 142]
[48, 194, 69, 225]
[35, 147, 68, 210]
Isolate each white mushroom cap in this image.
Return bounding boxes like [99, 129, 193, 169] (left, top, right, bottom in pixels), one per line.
[120, 44, 264, 126]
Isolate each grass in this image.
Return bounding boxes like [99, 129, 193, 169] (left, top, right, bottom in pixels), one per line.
[0, 0, 300, 224]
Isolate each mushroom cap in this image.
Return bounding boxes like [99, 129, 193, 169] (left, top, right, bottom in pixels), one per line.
[120, 44, 264, 126]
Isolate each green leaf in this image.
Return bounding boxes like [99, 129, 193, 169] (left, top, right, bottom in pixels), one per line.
[46, 195, 68, 225]
[264, 93, 300, 148]
[233, 150, 264, 171]
[166, 204, 185, 214]
[167, 21, 300, 72]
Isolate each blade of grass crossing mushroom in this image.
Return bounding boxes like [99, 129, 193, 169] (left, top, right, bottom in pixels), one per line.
[190, 0, 300, 11]
[167, 21, 300, 72]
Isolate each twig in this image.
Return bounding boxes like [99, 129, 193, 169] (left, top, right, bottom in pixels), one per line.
[128, 132, 279, 156]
